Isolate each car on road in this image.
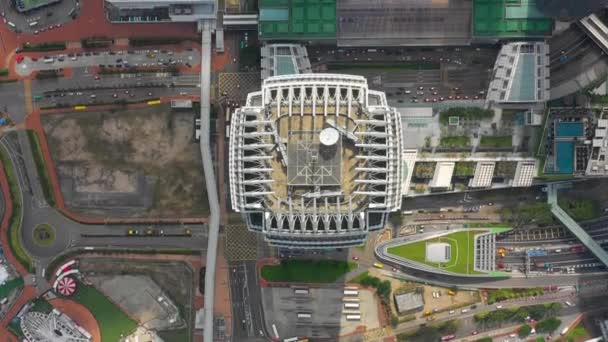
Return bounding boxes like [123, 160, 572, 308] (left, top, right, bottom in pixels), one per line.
[471, 331, 478, 335]
[184, 228, 192, 236]
[449, 310, 455, 314]
[352, 256, 359, 261]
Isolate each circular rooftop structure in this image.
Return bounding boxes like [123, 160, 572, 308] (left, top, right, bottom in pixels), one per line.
[319, 127, 340, 146]
[426, 242, 451, 263]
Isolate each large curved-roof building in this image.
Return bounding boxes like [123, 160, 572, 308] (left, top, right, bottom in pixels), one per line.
[229, 74, 403, 248]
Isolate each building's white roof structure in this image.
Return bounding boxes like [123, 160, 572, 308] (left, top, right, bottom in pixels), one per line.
[513, 161, 537, 187]
[21, 309, 91, 342]
[469, 162, 495, 188]
[429, 162, 454, 189]
[587, 117, 608, 176]
[229, 73, 404, 248]
[426, 242, 450, 263]
[105, 0, 216, 22]
[486, 42, 550, 104]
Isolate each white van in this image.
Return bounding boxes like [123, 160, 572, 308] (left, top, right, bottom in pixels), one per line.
[43, 57, 54, 63]
[29, 21, 38, 27]
[7, 21, 15, 28]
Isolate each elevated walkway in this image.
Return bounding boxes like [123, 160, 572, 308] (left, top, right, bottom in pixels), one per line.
[579, 14, 608, 55]
[547, 184, 608, 267]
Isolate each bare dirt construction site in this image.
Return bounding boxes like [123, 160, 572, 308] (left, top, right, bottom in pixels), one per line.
[42, 104, 209, 218]
[79, 257, 195, 342]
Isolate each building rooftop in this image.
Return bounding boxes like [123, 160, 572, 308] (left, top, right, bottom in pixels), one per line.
[394, 291, 424, 314]
[229, 74, 403, 248]
[337, 0, 472, 47]
[429, 162, 454, 189]
[473, 0, 553, 38]
[259, 0, 337, 40]
[260, 44, 312, 80]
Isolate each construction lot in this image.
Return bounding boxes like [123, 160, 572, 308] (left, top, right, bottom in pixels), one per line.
[261, 286, 380, 339]
[79, 257, 195, 342]
[42, 104, 209, 218]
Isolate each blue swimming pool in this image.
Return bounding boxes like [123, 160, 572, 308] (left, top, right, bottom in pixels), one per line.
[556, 122, 584, 137]
[555, 141, 574, 174]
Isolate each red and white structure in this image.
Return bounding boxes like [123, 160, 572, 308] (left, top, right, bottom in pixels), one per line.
[57, 277, 76, 296]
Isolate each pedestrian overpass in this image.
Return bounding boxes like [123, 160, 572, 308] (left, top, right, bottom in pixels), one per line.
[547, 184, 608, 268]
[579, 14, 608, 55]
[223, 13, 258, 29]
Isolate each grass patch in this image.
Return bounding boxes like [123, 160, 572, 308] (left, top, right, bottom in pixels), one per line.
[327, 61, 439, 71]
[479, 136, 512, 148]
[349, 271, 369, 284]
[565, 322, 589, 342]
[30, 298, 53, 314]
[0, 69, 8, 77]
[557, 198, 600, 222]
[440, 136, 470, 148]
[32, 223, 56, 246]
[71, 282, 137, 341]
[7, 317, 24, 339]
[26, 130, 56, 207]
[158, 328, 190, 342]
[486, 288, 544, 304]
[387, 231, 483, 275]
[21, 42, 66, 52]
[0, 277, 23, 298]
[454, 162, 476, 177]
[440, 107, 494, 125]
[261, 259, 357, 283]
[0, 145, 34, 273]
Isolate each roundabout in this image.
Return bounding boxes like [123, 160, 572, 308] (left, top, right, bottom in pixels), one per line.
[32, 224, 56, 247]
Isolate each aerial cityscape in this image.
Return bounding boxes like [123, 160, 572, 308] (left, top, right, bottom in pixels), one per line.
[0, 0, 607, 341]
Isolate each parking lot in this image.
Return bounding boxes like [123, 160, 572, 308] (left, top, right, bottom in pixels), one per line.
[15, 48, 200, 77]
[0, 0, 79, 34]
[261, 286, 380, 339]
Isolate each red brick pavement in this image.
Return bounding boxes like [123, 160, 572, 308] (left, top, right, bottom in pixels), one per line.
[49, 298, 101, 342]
[0, 285, 37, 341]
[25, 99, 209, 225]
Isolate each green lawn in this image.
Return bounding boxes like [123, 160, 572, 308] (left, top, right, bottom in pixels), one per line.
[439, 107, 494, 125]
[0, 146, 34, 273]
[0, 277, 23, 298]
[261, 259, 357, 283]
[27, 130, 56, 207]
[439, 136, 470, 148]
[479, 136, 513, 148]
[71, 282, 137, 341]
[565, 323, 589, 342]
[558, 198, 600, 222]
[387, 231, 483, 275]
[30, 298, 53, 314]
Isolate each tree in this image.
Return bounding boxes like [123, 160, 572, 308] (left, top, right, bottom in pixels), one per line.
[536, 317, 561, 333]
[518, 324, 532, 338]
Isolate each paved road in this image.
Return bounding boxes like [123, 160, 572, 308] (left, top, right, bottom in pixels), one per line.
[15, 48, 200, 77]
[229, 261, 267, 341]
[0, 131, 208, 293]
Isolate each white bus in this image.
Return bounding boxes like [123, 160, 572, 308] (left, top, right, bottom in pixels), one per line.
[28, 21, 38, 27]
[343, 297, 360, 302]
[343, 310, 361, 315]
[346, 315, 361, 321]
[344, 290, 358, 296]
[344, 303, 360, 309]
[7, 22, 15, 28]
[283, 338, 298, 342]
[297, 313, 312, 319]
[294, 289, 309, 295]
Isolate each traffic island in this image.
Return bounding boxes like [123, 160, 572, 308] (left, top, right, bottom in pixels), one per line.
[32, 223, 56, 247]
[378, 227, 512, 278]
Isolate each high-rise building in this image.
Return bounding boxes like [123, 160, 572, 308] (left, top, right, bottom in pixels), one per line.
[229, 74, 404, 248]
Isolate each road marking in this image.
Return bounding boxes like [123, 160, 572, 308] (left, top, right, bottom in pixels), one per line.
[24, 79, 33, 114]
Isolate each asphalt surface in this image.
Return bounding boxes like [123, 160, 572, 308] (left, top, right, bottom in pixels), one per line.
[229, 261, 267, 342]
[0, 131, 208, 293]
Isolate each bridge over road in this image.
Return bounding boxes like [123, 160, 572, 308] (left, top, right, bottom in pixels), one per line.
[547, 183, 608, 268]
